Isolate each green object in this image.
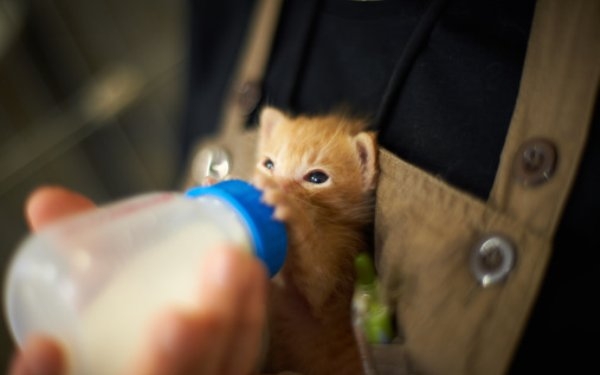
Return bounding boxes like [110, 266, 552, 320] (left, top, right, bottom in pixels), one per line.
[352, 253, 394, 344]
[355, 252, 376, 285]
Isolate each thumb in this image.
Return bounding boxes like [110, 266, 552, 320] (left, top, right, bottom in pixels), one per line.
[7, 336, 65, 375]
[25, 186, 95, 232]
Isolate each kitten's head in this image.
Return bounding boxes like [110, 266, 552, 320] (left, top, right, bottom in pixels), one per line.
[254, 106, 378, 213]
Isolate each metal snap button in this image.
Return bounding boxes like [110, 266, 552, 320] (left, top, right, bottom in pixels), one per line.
[470, 234, 516, 287]
[191, 146, 231, 184]
[237, 81, 262, 116]
[513, 138, 557, 186]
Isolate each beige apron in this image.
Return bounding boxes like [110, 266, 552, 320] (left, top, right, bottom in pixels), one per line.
[183, 0, 600, 374]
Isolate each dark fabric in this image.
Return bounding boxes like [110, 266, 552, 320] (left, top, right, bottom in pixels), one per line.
[180, 0, 255, 163]
[182, 0, 600, 372]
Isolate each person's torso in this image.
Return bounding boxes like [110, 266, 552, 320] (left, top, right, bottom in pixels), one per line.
[182, 0, 600, 372]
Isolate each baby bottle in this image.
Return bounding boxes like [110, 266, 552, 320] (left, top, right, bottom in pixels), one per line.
[4, 179, 287, 375]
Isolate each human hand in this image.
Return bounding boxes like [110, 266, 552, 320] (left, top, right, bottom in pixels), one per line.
[7, 186, 269, 375]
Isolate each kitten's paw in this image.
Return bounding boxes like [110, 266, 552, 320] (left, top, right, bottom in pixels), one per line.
[202, 174, 239, 186]
[253, 173, 275, 191]
[253, 174, 294, 222]
[200, 176, 219, 186]
[262, 188, 293, 222]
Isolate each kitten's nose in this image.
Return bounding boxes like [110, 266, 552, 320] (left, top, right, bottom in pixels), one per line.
[277, 178, 296, 192]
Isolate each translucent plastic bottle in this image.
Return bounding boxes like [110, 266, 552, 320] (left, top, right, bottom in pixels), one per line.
[3, 179, 287, 375]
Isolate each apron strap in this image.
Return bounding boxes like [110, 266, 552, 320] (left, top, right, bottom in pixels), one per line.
[489, 0, 600, 237]
[184, 0, 283, 186]
[219, 0, 283, 139]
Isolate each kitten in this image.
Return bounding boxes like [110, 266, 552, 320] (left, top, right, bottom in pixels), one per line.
[253, 106, 378, 375]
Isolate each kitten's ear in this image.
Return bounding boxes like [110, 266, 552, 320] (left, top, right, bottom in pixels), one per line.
[259, 106, 286, 140]
[354, 131, 378, 191]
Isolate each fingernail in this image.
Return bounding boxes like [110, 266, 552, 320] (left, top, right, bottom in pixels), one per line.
[19, 337, 64, 375]
[155, 314, 193, 363]
[206, 248, 243, 288]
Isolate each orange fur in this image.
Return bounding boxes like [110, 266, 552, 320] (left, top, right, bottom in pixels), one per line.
[254, 107, 378, 375]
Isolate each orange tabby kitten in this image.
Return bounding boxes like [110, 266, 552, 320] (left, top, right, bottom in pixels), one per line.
[253, 106, 378, 375]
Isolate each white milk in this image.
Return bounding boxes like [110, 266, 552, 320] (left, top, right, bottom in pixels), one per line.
[77, 222, 249, 375]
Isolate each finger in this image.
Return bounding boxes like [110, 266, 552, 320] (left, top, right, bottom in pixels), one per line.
[130, 247, 264, 375]
[25, 186, 95, 231]
[8, 336, 65, 375]
[179, 248, 259, 374]
[129, 310, 215, 375]
[220, 255, 268, 375]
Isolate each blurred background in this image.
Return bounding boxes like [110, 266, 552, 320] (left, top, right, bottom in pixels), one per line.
[0, 0, 186, 367]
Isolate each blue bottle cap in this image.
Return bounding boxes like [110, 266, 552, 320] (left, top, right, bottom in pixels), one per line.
[185, 180, 287, 277]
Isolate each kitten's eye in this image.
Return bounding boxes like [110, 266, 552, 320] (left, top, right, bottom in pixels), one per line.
[263, 158, 275, 170]
[304, 170, 329, 184]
